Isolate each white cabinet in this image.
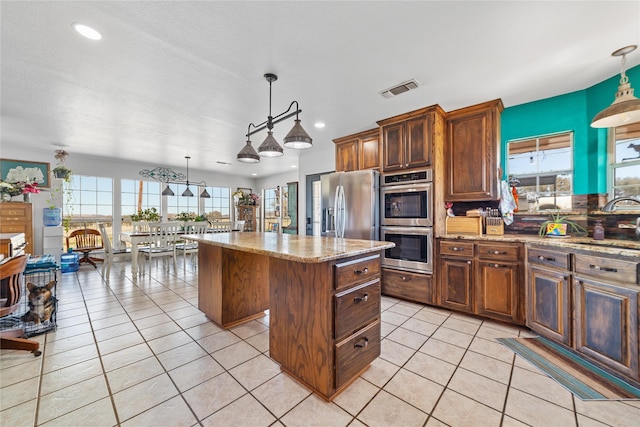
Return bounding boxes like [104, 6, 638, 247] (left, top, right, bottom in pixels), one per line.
[42, 225, 64, 262]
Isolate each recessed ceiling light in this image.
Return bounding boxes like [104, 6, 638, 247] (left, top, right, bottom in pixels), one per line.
[291, 165, 297, 168]
[314, 122, 325, 128]
[73, 23, 102, 40]
[251, 173, 258, 176]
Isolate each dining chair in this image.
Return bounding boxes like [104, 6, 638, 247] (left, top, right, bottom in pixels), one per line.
[66, 229, 104, 268]
[211, 221, 232, 232]
[175, 221, 208, 270]
[98, 223, 130, 281]
[234, 220, 246, 232]
[0, 255, 41, 356]
[138, 222, 180, 276]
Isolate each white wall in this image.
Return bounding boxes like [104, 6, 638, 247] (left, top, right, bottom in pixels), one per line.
[2, 142, 337, 252]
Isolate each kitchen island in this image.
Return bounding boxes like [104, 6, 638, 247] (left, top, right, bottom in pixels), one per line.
[184, 232, 394, 400]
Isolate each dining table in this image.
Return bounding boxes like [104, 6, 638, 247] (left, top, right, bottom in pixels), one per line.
[120, 222, 234, 277]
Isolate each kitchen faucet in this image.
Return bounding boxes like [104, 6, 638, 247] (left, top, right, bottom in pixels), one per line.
[600, 196, 640, 212]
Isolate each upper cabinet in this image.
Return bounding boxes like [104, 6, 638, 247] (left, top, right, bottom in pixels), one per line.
[445, 99, 503, 201]
[333, 128, 380, 172]
[377, 105, 445, 172]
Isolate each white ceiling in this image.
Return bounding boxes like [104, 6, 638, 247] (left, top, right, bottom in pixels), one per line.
[2, 1, 639, 177]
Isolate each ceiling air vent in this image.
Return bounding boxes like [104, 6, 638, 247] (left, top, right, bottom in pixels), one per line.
[379, 79, 420, 99]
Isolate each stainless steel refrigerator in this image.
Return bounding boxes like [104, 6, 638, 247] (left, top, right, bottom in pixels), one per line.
[321, 170, 379, 240]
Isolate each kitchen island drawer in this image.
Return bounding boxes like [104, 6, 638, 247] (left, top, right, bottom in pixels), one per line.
[574, 254, 639, 285]
[439, 240, 474, 257]
[334, 254, 380, 291]
[477, 243, 520, 262]
[528, 247, 570, 270]
[335, 320, 380, 389]
[335, 279, 380, 340]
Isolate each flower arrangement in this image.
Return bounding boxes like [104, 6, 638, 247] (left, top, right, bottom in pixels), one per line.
[0, 181, 22, 197]
[233, 190, 259, 205]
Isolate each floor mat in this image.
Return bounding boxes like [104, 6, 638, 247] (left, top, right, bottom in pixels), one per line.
[497, 336, 640, 400]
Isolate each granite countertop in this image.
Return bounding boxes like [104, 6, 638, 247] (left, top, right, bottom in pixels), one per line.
[440, 233, 640, 258]
[184, 232, 395, 263]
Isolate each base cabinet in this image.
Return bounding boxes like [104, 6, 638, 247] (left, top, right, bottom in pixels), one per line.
[526, 247, 572, 346]
[438, 256, 474, 313]
[381, 268, 434, 304]
[0, 202, 33, 255]
[476, 260, 520, 324]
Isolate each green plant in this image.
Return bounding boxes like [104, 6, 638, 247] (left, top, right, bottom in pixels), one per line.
[131, 207, 160, 222]
[175, 211, 194, 222]
[194, 214, 208, 222]
[538, 211, 586, 236]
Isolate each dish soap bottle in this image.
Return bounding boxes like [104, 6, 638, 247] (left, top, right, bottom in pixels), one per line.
[593, 220, 605, 240]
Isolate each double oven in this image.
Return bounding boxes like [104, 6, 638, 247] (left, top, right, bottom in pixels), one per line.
[380, 169, 433, 274]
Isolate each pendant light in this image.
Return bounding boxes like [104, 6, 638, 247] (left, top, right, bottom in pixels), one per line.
[238, 73, 313, 162]
[182, 156, 194, 197]
[591, 45, 640, 128]
[161, 185, 175, 196]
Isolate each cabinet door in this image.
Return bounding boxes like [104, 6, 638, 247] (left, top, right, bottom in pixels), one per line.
[360, 134, 380, 170]
[405, 114, 432, 169]
[335, 139, 358, 172]
[527, 266, 572, 346]
[574, 277, 639, 380]
[438, 257, 473, 312]
[382, 122, 404, 171]
[476, 261, 521, 324]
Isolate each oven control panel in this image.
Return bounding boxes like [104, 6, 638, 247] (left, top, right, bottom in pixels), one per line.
[382, 169, 432, 186]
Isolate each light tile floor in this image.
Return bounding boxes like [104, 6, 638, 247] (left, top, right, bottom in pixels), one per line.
[1, 260, 639, 426]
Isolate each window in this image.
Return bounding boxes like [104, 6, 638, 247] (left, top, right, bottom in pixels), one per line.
[610, 123, 640, 203]
[165, 183, 199, 220]
[203, 186, 231, 222]
[507, 132, 573, 211]
[66, 174, 113, 232]
[121, 179, 161, 217]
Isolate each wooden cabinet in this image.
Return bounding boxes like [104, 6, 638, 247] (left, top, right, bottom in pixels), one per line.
[0, 202, 33, 255]
[237, 205, 257, 231]
[437, 240, 474, 313]
[445, 99, 503, 201]
[573, 252, 639, 380]
[437, 239, 524, 323]
[475, 243, 523, 324]
[333, 128, 379, 172]
[526, 247, 572, 346]
[381, 268, 434, 304]
[377, 105, 445, 172]
[270, 252, 382, 400]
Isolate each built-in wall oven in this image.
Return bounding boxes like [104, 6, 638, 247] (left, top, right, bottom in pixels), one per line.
[380, 226, 433, 273]
[380, 169, 434, 274]
[380, 169, 432, 227]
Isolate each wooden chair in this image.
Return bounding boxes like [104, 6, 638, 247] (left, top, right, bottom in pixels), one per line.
[98, 223, 130, 280]
[138, 222, 180, 276]
[175, 221, 208, 270]
[66, 229, 104, 268]
[234, 220, 246, 232]
[0, 255, 41, 356]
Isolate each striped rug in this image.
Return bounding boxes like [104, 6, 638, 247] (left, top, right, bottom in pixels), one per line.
[497, 336, 640, 400]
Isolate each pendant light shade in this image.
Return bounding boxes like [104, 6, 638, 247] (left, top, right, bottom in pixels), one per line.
[200, 188, 211, 198]
[258, 131, 284, 157]
[283, 119, 313, 149]
[237, 139, 260, 163]
[592, 45, 640, 128]
[182, 187, 194, 197]
[162, 185, 175, 196]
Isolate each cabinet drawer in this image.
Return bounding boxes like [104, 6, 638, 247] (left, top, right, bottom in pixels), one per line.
[335, 280, 380, 340]
[0, 205, 30, 219]
[335, 320, 380, 389]
[574, 254, 639, 285]
[477, 243, 519, 262]
[334, 254, 380, 291]
[0, 224, 29, 234]
[439, 241, 474, 257]
[382, 268, 433, 304]
[528, 247, 570, 270]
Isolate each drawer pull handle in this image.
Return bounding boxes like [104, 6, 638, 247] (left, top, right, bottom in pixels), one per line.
[538, 256, 556, 262]
[354, 267, 369, 275]
[354, 337, 369, 348]
[491, 263, 505, 268]
[590, 264, 618, 273]
[467, 260, 472, 265]
[452, 247, 465, 252]
[354, 293, 369, 303]
[401, 276, 411, 281]
[490, 251, 506, 255]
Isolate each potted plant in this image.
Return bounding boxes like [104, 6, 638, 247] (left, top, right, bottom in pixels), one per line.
[52, 150, 72, 181]
[538, 211, 586, 237]
[131, 207, 160, 222]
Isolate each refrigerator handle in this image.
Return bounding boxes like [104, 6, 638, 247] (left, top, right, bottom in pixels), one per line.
[339, 185, 346, 238]
[333, 185, 340, 235]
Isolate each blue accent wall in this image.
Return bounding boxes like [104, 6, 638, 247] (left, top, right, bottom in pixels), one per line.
[501, 65, 640, 195]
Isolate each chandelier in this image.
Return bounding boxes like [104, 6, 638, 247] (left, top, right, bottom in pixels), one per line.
[140, 156, 210, 198]
[237, 73, 313, 163]
[591, 45, 640, 128]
